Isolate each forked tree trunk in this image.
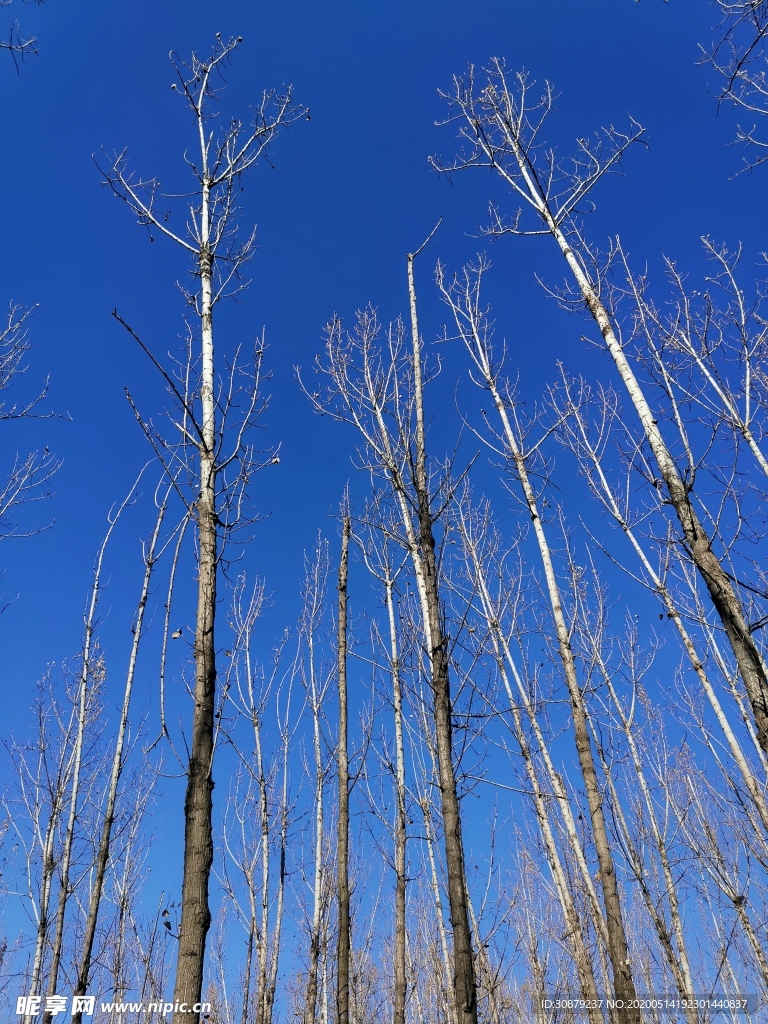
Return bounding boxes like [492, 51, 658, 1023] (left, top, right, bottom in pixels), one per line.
[407, 250, 477, 1024]
[336, 516, 352, 1024]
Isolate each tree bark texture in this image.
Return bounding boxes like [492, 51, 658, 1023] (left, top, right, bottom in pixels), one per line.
[336, 516, 352, 1024]
[385, 576, 408, 1024]
[173, 235, 217, 1023]
[304, 566, 326, 1024]
[408, 252, 478, 1024]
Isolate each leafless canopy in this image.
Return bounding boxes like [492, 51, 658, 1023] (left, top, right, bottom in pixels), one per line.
[708, 0, 768, 170]
[431, 60, 645, 242]
[0, 304, 60, 545]
[0, 0, 42, 70]
[101, 36, 306, 544]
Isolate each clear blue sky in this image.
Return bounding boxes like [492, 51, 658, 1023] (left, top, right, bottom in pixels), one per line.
[2, 0, 758, 711]
[0, 0, 763, 964]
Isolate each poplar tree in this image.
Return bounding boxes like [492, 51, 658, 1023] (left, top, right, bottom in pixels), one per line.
[101, 38, 303, 1019]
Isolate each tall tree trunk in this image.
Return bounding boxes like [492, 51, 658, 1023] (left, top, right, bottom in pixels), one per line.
[466, 891, 501, 1024]
[304, 554, 326, 1024]
[385, 573, 408, 1024]
[255, 732, 270, 1024]
[549, 215, 768, 759]
[408, 249, 478, 1024]
[441, 281, 638, 1019]
[173, 213, 218, 1021]
[71, 494, 167, 1024]
[41, 493, 129, 1024]
[557, 379, 768, 831]
[336, 516, 352, 1024]
[509, 445, 638, 1021]
[266, 680, 292, 1024]
[420, 792, 457, 1024]
[240, 581, 271, 1024]
[102, 44, 303, 1020]
[458, 517, 603, 1023]
[241, 917, 255, 1024]
[23, 695, 71, 1024]
[26, 813, 56, 1024]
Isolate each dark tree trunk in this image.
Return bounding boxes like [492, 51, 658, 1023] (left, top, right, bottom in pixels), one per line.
[408, 250, 478, 1024]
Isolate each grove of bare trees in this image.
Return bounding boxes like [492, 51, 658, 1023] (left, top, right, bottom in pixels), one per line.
[2, 4, 768, 1024]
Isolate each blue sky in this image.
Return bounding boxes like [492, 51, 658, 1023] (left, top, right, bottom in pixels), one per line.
[2, 0, 760, 714]
[1, 0, 765, 992]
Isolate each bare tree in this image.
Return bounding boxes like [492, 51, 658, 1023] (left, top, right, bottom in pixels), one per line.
[100, 37, 304, 1018]
[267, 655, 295, 1024]
[215, 566, 305, 1024]
[1, 0, 42, 69]
[387, 580, 409, 1024]
[453, 495, 605, 1023]
[439, 260, 640, 1018]
[357, 525, 412, 1024]
[382, 555, 409, 1024]
[40, 476, 146, 1023]
[707, 0, 768, 170]
[5, 674, 79, 1024]
[69, 482, 174, 1024]
[337, 515, 352, 1024]
[304, 237, 479, 1024]
[299, 537, 334, 1024]
[433, 62, 768, 765]
[550, 370, 768, 834]
[406, 242, 478, 1024]
[0, 305, 59, 562]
